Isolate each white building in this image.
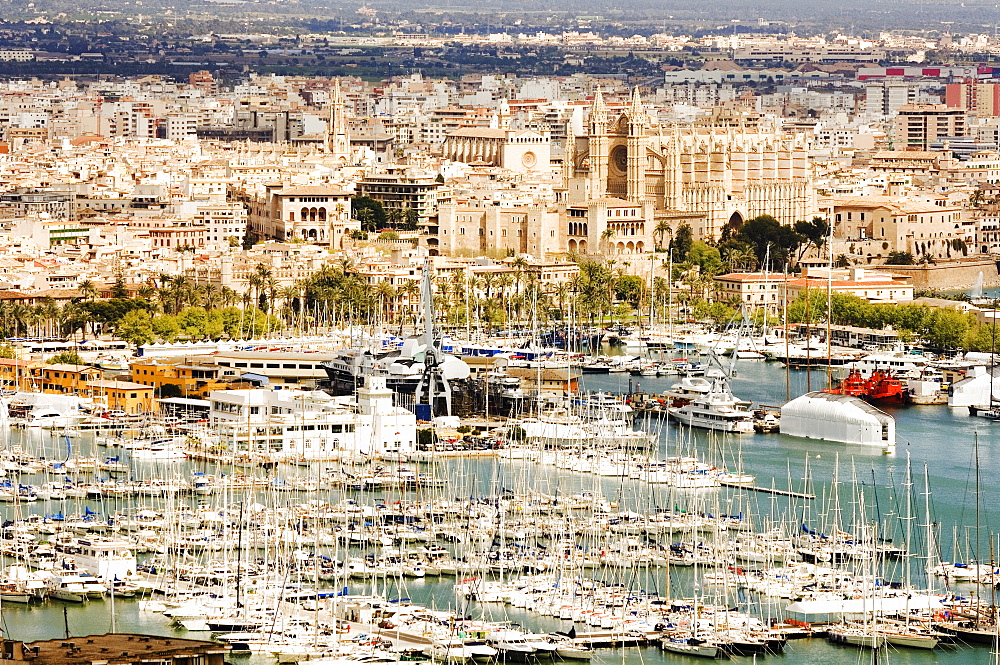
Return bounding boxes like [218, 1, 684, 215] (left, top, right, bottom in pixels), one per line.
[165, 113, 199, 140]
[947, 365, 1000, 408]
[193, 203, 248, 247]
[780, 392, 895, 450]
[207, 377, 416, 459]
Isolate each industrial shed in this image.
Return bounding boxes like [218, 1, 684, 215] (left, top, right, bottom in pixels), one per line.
[780, 392, 895, 449]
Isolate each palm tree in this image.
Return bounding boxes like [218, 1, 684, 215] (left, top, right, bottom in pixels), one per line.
[220, 286, 240, 308]
[553, 282, 570, 320]
[246, 274, 262, 314]
[482, 273, 496, 301]
[202, 284, 221, 311]
[169, 275, 190, 314]
[78, 280, 99, 301]
[600, 228, 617, 256]
[38, 298, 58, 337]
[136, 285, 155, 303]
[375, 281, 397, 324]
[397, 280, 420, 328]
[436, 280, 452, 325]
[496, 273, 515, 323]
[278, 285, 300, 326]
[653, 220, 672, 251]
[510, 256, 529, 298]
[265, 276, 279, 323]
[386, 208, 404, 229]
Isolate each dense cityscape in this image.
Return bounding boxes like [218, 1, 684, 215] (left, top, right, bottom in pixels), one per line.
[1, 3, 1000, 664]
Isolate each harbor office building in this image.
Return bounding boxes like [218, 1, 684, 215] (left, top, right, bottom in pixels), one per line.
[207, 377, 416, 459]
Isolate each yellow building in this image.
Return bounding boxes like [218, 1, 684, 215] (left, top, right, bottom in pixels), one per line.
[40, 364, 102, 394]
[84, 380, 154, 413]
[130, 359, 241, 398]
[0, 358, 41, 389]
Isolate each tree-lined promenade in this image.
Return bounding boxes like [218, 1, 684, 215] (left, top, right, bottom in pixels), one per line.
[0, 210, 990, 355]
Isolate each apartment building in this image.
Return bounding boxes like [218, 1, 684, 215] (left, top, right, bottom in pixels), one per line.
[893, 104, 969, 151]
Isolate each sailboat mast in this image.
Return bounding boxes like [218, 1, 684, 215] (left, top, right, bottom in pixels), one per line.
[825, 217, 834, 390]
[783, 264, 790, 402]
[648, 253, 655, 328]
[668, 251, 674, 343]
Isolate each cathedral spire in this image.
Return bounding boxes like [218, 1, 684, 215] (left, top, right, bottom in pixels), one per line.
[629, 86, 644, 116]
[589, 87, 607, 134]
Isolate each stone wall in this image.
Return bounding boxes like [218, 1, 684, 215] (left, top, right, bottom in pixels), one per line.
[882, 258, 1000, 291]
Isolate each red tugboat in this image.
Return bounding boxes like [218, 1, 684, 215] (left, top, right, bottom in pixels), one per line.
[823, 369, 906, 404]
[823, 370, 869, 397]
[865, 369, 906, 403]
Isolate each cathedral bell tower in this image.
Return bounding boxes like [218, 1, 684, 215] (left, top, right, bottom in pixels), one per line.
[587, 88, 609, 201]
[626, 87, 647, 204]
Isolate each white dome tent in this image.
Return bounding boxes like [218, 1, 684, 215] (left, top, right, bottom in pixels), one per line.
[780, 392, 895, 452]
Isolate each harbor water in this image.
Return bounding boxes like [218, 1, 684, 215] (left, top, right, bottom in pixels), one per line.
[2, 359, 1000, 665]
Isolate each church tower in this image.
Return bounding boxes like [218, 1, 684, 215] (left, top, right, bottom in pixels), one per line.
[587, 88, 609, 201]
[626, 87, 647, 203]
[326, 78, 351, 160]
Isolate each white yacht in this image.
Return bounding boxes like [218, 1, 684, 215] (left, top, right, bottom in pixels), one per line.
[846, 352, 927, 379]
[667, 352, 753, 433]
[51, 535, 138, 581]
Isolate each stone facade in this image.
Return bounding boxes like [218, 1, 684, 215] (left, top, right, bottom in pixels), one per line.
[564, 88, 814, 242]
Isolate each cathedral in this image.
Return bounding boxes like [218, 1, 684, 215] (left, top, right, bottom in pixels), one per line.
[564, 89, 815, 244]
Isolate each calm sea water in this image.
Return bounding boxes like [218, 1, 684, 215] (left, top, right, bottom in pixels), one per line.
[2, 359, 999, 665]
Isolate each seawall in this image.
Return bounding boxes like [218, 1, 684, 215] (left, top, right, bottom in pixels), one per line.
[883, 259, 1000, 291]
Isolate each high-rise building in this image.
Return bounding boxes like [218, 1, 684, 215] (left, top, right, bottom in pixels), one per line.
[893, 104, 969, 151]
[865, 79, 920, 116]
[945, 79, 1000, 117]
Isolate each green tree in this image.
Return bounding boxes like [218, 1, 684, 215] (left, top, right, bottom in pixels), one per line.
[834, 254, 853, 268]
[110, 277, 129, 299]
[734, 215, 803, 270]
[885, 251, 915, 265]
[794, 216, 831, 262]
[653, 220, 672, 251]
[615, 275, 645, 311]
[152, 314, 181, 342]
[78, 279, 99, 301]
[669, 223, 693, 261]
[159, 383, 184, 398]
[686, 241, 724, 277]
[351, 196, 387, 231]
[116, 309, 155, 347]
[49, 350, 85, 365]
[402, 207, 420, 230]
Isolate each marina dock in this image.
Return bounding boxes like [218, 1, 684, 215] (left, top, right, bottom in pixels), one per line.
[719, 481, 815, 499]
